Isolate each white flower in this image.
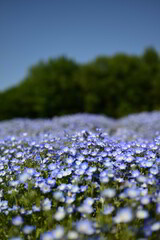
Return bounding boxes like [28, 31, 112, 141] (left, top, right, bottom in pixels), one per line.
[19, 172, 30, 183]
[127, 188, 140, 198]
[67, 231, 79, 239]
[101, 188, 116, 198]
[77, 203, 93, 214]
[52, 226, 64, 239]
[76, 219, 94, 235]
[53, 191, 64, 200]
[54, 207, 66, 221]
[151, 222, 160, 231]
[83, 197, 94, 206]
[42, 198, 52, 211]
[103, 204, 115, 215]
[136, 209, 149, 219]
[140, 196, 150, 205]
[40, 231, 54, 240]
[23, 225, 35, 234]
[114, 207, 133, 223]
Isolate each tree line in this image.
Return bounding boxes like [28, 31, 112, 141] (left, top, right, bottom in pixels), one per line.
[0, 47, 160, 120]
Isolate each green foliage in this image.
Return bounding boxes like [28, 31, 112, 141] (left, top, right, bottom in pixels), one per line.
[0, 48, 160, 120]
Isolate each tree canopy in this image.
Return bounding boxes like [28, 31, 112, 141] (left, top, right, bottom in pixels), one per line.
[0, 48, 160, 120]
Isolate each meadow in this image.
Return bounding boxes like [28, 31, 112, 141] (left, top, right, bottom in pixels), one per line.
[0, 112, 160, 240]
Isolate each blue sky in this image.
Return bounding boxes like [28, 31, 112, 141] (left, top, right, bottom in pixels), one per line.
[0, 0, 160, 91]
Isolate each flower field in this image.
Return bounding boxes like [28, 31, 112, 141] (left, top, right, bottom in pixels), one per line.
[0, 112, 160, 240]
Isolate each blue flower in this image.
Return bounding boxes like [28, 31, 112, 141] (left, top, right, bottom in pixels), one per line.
[12, 216, 23, 226]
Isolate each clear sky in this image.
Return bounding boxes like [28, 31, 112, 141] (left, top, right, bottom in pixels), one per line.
[0, 0, 160, 91]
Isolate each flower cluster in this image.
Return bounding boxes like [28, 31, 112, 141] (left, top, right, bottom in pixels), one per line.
[0, 112, 159, 240]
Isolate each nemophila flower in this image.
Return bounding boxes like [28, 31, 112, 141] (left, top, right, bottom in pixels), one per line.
[40, 231, 54, 240]
[143, 225, 152, 237]
[151, 222, 160, 231]
[32, 205, 40, 212]
[42, 198, 52, 211]
[125, 156, 134, 163]
[88, 166, 97, 173]
[67, 230, 79, 239]
[71, 185, 79, 193]
[135, 147, 144, 154]
[140, 196, 150, 205]
[150, 167, 158, 175]
[67, 184, 73, 190]
[119, 163, 127, 170]
[52, 225, 64, 239]
[137, 175, 147, 183]
[23, 225, 35, 234]
[126, 187, 140, 199]
[77, 203, 94, 214]
[75, 160, 81, 166]
[140, 188, 148, 196]
[26, 210, 33, 215]
[35, 154, 42, 161]
[10, 205, 19, 212]
[63, 169, 72, 176]
[16, 152, 23, 158]
[103, 204, 115, 215]
[66, 156, 74, 164]
[63, 146, 69, 153]
[76, 219, 94, 235]
[0, 200, 8, 210]
[44, 143, 51, 149]
[12, 215, 23, 226]
[0, 170, 7, 177]
[66, 196, 75, 204]
[54, 207, 66, 221]
[71, 175, 80, 184]
[77, 155, 85, 161]
[101, 188, 116, 198]
[46, 178, 56, 186]
[19, 171, 31, 183]
[80, 185, 88, 192]
[83, 197, 94, 206]
[58, 183, 67, 191]
[156, 203, 160, 214]
[145, 160, 153, 168]
[0, 164, 4, 171]
[9, 180, 19, 187]
[75, 169, 85, 175]
[57, 172, 63, 179]
[155, 157, 160, 165]
[48, 163, 56, 171]
[136, 209, 149, 219]
[80, 162, 88, 170]
[20, 208, 26, 215]
[104, 160, 113, 168]
[116, 154, 124, 161]
[100, 176, 109, 183]
[69, 148, 76, 156]
[139, 160, 148, 168]
[114, 207, 133, 223]
[81, 149, 89, 155]
[91, 151, 98, 156]
[40, 183, 51, 194]
[66, 206, 74, 214]
[53, 191, 64, 201]
[147, 176, 156, 185]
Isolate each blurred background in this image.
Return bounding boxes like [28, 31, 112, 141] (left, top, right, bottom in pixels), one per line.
[0, 0, 160, 120]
